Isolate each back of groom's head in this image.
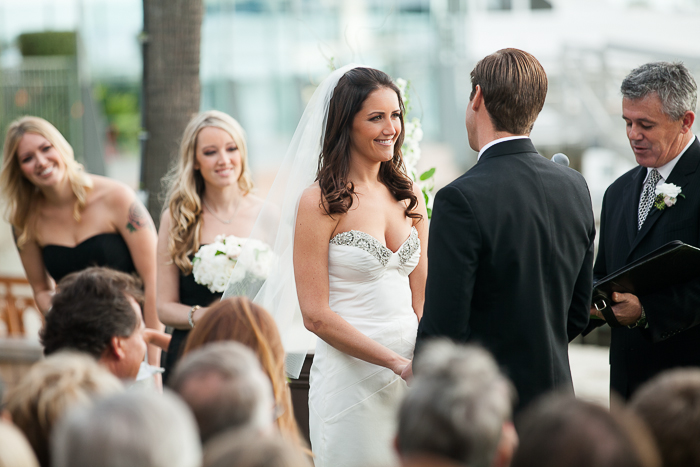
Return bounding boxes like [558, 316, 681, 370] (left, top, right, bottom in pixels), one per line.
[470, 48, 547, 135]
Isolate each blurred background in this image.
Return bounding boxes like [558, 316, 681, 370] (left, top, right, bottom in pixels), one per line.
[1, 0, 700, 400]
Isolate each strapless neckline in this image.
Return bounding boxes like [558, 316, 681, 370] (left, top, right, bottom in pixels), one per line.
[329, 226, 419, 267]
[42, 232, 121, 249]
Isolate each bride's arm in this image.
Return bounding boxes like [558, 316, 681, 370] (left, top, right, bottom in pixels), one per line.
[294, 187, 410, 376]
[409, 182, 429, 321]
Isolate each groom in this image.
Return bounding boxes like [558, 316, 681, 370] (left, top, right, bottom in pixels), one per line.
[412, 48, 596, 412]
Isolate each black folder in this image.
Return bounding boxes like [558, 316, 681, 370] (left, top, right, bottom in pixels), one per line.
[591, 241, 700, 327]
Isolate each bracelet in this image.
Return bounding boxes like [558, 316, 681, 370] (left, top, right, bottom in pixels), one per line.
[188, 305, 200, 329]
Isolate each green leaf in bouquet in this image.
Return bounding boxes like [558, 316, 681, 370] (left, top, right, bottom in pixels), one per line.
[427, 207, 432, 219]
[215, 250, 226, 256]
[419, 167, 435, 181]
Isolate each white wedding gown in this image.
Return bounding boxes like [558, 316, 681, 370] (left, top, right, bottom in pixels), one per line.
[309, 227, 421, 467]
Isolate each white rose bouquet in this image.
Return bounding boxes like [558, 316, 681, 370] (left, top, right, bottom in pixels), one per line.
[192, 235, 272, 293]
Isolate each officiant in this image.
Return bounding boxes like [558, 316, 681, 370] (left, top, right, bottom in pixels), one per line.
[588, 61, 700, 400]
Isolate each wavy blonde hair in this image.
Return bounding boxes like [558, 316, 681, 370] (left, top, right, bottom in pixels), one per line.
[1, 116, 93, 248]
[164, 110, 253, 274]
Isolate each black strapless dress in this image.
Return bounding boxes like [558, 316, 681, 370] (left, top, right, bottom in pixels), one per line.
[162, 265, 222, 383]
[42, 232, 136, 282]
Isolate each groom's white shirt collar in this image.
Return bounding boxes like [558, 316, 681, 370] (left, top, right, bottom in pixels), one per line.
[644, 135, 696, 183]
[477, 136, 529, 161]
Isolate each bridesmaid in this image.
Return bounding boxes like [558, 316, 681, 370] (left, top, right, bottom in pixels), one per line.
[0, 116, 162, 368]
[157, 110, 263, 380]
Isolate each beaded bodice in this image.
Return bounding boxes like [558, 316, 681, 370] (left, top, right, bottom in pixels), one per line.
[329, 227, 420, 267]
[326, 227, 421, 325]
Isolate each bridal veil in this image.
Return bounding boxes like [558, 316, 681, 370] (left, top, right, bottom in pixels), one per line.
[223, 64, 360, 378]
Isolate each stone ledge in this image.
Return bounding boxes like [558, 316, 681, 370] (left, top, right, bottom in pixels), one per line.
[0, 337, 43, 362]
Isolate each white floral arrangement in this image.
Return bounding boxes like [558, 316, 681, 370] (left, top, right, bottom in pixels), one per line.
[192, 235, 273, 293]
[654, 183, 684, 210]
[396, 78, 436, 218]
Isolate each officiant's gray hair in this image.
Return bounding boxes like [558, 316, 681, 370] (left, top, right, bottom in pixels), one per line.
[397, 340, 515, 467]
[621, 62, 697, 120]
[52, 390, 201, 467]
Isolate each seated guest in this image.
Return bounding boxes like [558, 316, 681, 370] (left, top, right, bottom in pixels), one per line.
[52, 390, 201, 467]
[512, 395, 660, 467]
[169, 341, 274, 443]
[0, 420, 40, 467]
[183, 297, 306, 448]
[630, 369, 700, 467]
[204, 431, 312, 467]
[396, 340, 517, 467]
[5, 352, 123, 467]
[40, 267, 169, 381]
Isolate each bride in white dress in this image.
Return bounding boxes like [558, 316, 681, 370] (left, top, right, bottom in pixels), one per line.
[223, 65, 428, 467]
[294, 67, 428, 467]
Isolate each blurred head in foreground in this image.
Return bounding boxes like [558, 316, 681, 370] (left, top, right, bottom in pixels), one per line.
[396, 340, 517, 467]
[170, 341, 274, 443]
[41, 267, 147, 381]
[630, 368, 700, 467]
[0, 420, 40, 467]
[6, 352, 123, 467]
[511, 394, 660, 467]
[52, 390, 201, 467]
[204, 431, 312, 467]
[183, 296, 305, 448]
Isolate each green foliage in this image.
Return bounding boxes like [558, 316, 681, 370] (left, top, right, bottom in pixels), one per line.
[93, 83, 141, 153]
[18, 32, 77, 57]
[419, 168, 435, 181]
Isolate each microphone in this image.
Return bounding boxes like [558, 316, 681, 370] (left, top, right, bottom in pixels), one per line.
[552, 153, 570, 167]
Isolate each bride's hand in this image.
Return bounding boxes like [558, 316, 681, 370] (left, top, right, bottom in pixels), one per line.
[391, 355, 411, 377]
[400, 361, 413, 383]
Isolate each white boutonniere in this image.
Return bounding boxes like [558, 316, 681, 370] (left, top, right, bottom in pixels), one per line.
[654, 183, 685, 210]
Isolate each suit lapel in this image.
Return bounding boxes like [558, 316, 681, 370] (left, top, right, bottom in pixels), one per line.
[629, 138, 700, 255]
[624, 167, 646, 247]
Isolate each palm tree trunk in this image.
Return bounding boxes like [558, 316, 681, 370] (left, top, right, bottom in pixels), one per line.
[141, 0, 202, 226]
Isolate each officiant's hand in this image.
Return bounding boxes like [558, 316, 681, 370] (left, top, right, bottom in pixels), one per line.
[610, 292, 643, 326]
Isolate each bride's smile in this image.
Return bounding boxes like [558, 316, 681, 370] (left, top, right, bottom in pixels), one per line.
[350, 86, 403, 164]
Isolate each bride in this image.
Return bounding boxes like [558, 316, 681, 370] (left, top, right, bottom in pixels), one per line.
[225, 65, 427, 467]
[297, 67, 428, 466]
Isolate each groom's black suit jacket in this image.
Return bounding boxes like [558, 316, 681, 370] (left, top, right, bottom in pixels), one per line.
[416, 139, 595, 412]
[588, 137, 700, 400]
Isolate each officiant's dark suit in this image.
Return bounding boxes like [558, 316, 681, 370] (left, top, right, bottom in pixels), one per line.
[415, 49, 595, 412]
[587, 62, 700, 400]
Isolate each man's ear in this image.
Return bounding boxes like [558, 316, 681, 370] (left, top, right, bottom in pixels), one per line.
[681, 110, 695, 133]
[108, 336, 126, 360]
[471, 85, 484, 111]
[492, 421, 518, 467]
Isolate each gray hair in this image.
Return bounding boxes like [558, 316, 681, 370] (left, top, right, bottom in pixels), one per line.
[52, 390, 201, 467]
[621, 62, 697, 120]
[169, 342, 274, 442]
[397, 340, 515, 467]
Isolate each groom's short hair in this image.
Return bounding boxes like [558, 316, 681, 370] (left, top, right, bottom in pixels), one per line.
[396, 340, 515, 466]
[470, 48, 547, 135]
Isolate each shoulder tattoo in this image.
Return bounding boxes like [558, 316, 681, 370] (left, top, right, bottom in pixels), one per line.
[126, 202, 153, 233]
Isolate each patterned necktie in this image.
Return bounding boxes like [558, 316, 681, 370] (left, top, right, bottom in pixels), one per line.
[638, 168, 662, 230]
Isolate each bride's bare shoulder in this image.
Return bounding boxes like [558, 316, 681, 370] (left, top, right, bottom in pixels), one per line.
[298, 183, 333, 221]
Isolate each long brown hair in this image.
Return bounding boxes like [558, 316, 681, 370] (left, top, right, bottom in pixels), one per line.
[163, 111, 254, 274]
[317, 67, 420, 219]
[182, 297, 307, 451]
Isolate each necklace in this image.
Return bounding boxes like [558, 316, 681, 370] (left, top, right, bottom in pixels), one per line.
[203, 197, 242, 224]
